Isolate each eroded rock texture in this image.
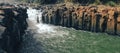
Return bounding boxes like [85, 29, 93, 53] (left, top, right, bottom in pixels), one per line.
[42, 4, 120, 36]
[0, 5, 28, 53]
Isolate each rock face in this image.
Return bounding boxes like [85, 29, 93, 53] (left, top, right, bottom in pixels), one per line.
[42, 4, 120, 36]
[0, 5, 28, 53]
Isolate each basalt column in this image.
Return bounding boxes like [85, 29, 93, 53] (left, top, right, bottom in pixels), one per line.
[0, 8, 28, 53]
[42, 5, 120, 36]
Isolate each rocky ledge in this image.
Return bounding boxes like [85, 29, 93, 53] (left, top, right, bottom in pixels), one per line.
[0, 4, 28, 53]
[42, 3, 120, 36]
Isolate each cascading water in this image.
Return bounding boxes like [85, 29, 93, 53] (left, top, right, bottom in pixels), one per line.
[19, 8, 69, 53]
[1, 5, 119, 53]
[27, 8, 56, 33]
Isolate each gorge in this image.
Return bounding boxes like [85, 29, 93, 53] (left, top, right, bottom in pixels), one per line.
[0, 3, 120, 53]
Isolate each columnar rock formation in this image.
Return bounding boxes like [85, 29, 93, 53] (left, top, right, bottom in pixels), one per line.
[0, 5, 28, 53]
[42, 4, 120, 35]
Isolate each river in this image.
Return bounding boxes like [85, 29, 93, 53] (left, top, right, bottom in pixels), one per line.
[18, 8, 120, 53]
[19, 8, 70, 53]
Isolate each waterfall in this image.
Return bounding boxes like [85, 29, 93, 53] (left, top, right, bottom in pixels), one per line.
[26, 8, 69, 38]
[27, 8, 56, 33]
[19, 8, 69, 53]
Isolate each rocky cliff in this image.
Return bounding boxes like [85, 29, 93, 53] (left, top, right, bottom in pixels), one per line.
[0, 5, 28, 53]
[42, 4, 120, 36]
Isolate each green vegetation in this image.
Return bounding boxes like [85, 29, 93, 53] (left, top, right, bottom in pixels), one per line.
[19, 0, 120, 6]
[38, 28, 120, 53]
[106, 1, 117, 6]
[19, 0, 57, 4]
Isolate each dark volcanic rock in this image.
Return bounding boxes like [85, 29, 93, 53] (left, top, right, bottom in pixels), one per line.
[0, 6, 28, 53]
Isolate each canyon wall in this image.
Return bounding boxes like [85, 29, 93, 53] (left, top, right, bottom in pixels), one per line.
[0, 5, 28, 53]
[42, 4, 120, 36]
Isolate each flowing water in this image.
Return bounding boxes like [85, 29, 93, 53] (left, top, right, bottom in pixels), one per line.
[18, 8, 120, 53]
[19, 8, 69, 53]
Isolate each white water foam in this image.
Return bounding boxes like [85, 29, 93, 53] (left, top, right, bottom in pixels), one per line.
[19, 8, 70, 53]
[27, 8, 56, 33]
